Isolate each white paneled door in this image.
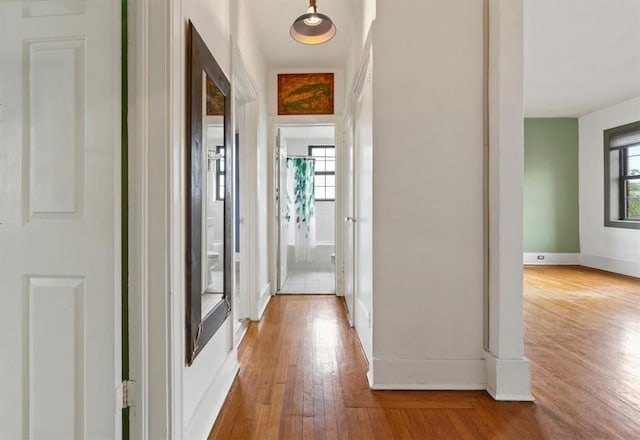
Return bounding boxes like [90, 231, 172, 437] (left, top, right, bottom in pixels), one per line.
[354, 50, 374, 360]
[342, 111, 356, 326]
[277, 129, 289, 290]
[0, 1, 122, 439]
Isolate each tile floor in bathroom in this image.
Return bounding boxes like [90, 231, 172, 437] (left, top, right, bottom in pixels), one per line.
[280, 266, 335, 294]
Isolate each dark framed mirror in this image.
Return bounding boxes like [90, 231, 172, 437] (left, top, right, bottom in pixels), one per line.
[186, 21, 232, 365]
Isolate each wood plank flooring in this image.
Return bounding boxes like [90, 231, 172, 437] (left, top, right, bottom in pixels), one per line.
[209, 266, 640, 439]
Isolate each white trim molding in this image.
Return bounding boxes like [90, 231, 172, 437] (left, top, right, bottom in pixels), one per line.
[256, 282, 272, 320]
[580, 254, 640, 278]
[486, 0, 532, 401]
[484, 351, 534, 401]
[128, 0, 174, 437]
[523, 253, 580, 265]
[183, 353, 239, 440]
[370, 358, 486, 390]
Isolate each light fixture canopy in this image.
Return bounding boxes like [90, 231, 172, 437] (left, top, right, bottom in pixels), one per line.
[290, 0, 336, 45]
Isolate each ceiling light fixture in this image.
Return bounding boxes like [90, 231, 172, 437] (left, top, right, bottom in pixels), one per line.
[290, 0, 336, 45]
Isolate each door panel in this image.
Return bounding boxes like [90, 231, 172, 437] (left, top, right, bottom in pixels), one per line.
[343, 112, 355, 325]
[276, 129, 289, 290]
[0, 1, 121, 438]
[354, 56, 374, 360]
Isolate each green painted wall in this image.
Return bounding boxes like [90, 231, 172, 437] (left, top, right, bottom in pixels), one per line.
[524, 118, 580, 253]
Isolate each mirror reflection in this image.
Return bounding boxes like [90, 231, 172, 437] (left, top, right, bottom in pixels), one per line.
[202, 72, 225, 318]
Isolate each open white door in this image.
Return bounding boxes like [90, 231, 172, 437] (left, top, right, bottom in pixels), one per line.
[354, 51, 374, 361]
[343, 112, 356, 326]
[0, 2, 122, 438]
[276, 129, 289, 291]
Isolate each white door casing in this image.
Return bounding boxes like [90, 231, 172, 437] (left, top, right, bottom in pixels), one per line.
[0, 1, 121, 438]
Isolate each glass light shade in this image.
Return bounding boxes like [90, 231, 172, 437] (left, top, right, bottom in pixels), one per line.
[290, 11, 336, 45]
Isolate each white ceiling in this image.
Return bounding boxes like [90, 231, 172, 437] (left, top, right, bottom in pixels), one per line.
[524, 0, 640, 117]
[248, 0, 359, 69]
[248, 0, 640, 118]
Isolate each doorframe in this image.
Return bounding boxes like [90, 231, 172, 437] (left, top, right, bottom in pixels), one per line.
[270, 121, 342, 295]
[275, 128, 286, 291]
[127, 0, 174, 437]
[231, 41, 259, 325]
[120, 1, 130, 437]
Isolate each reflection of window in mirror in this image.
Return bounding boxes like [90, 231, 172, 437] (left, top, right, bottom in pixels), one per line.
[206, 146, 225, 201]
[216, 146, 225, 201]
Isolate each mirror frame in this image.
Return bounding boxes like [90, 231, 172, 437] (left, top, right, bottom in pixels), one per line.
[186, 21, 232, 365]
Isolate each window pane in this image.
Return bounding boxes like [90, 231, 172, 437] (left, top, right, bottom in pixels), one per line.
[315, 187, 326, 200]
[314, 175, 325, 187]
[325, 159, 335, 172]
[627, 146, 640, 176]
[326, 175, 335, 187]
[218, 185, 225, 200]
[325, 187, 335, 200]
[326, 148, 335, 157]
[315, 159, 326, 172]
[627, 180, 640, 219]
[311, 148, 324, 157]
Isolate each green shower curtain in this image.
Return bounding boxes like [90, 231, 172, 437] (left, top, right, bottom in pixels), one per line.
[286, 157, 315, 237]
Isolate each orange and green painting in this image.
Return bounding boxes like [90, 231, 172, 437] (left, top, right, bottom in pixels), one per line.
[206, 76, 225, 116]
[278, 73, 334, 115]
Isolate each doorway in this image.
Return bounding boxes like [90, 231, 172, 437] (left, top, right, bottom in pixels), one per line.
[276, 125, 337, 294]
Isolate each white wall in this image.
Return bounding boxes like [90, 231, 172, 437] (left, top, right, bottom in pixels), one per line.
[234, 0, 270, 317]
[314, 201, 335, 243]
[163, 1, 269, 438]
[285, 136, 333, 156]
[177, 2, 234, 438]
[369, 0, 485, 388]
[579, 96, 640, 277]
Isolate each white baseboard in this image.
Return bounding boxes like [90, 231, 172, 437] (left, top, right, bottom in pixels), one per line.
[354, 298, 372, 364]
[523, 253, 580, 265]
[257, 282, 272, 319]
[580, 254, 640, 278]
[484, 351, 533, 401]
[369, 358, 486, 390]
[183, 352, 239, 440]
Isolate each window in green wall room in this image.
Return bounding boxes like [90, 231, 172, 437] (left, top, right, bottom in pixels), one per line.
[604, 121, 640, 229]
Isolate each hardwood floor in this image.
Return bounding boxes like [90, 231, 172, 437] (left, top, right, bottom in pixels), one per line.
[209, 266, 640, 439]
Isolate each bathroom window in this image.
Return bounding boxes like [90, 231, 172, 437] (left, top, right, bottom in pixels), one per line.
[309, 145, 335, 201]
[604, 121, 640, 229]
[216, 145, 225, 201]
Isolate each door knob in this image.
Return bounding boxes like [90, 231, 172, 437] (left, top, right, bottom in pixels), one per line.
[345, 216, 356, 223]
